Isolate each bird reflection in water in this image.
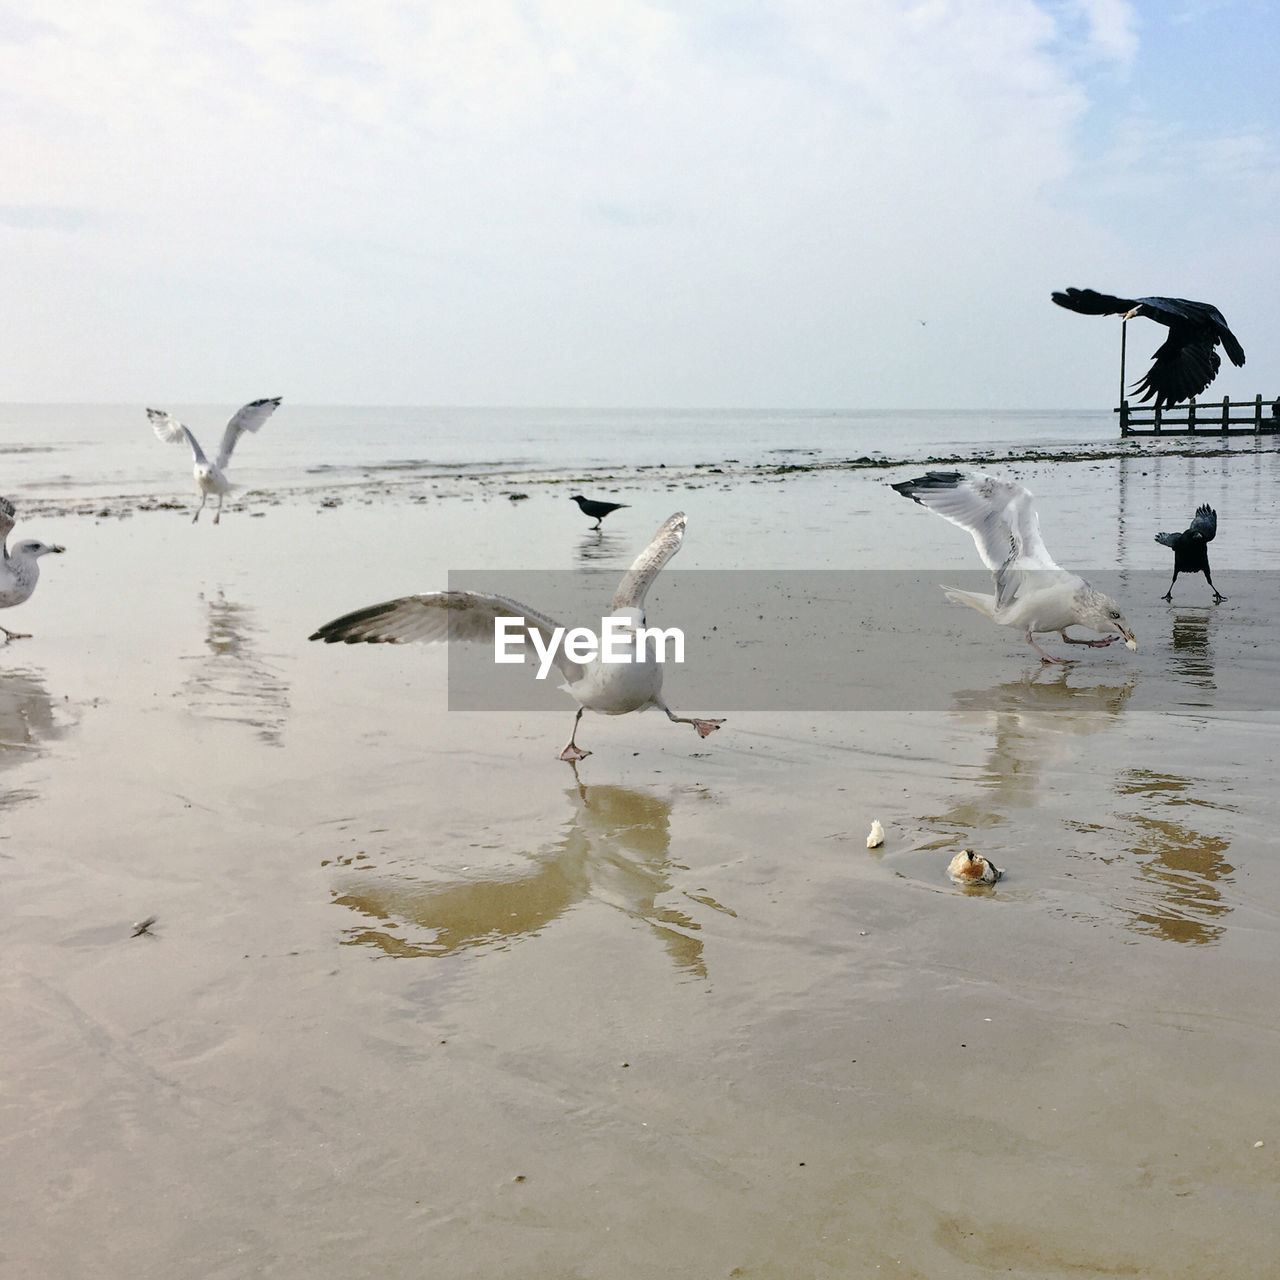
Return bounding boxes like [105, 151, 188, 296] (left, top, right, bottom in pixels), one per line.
[181, 591, 290, 745]
[1169, 610, 1215, 691]
[575, 529, 629, 567]
[1114, 769, 1235, 946]
[0, 666, 67, 810]
[330, 776, 730, 978]
[927, 663, 1137, 829]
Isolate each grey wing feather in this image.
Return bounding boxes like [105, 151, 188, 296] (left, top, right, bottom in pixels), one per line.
[309, 590, 585, 684]
[216, 397, 281, 470]
[0, 497, 14, 546]
[891, 470, 1063, 609]
[147, 409, 209, 466]
[1188, 504, 1217, 542]
[610, 512, 686, 613]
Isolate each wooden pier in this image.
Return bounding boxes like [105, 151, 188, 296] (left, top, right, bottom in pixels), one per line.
[1113, 317, 1278, 435]
[1117, 394, 1280, 436]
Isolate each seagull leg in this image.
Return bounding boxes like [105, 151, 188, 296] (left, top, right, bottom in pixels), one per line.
[1061, 630, 1119, 648]
[559, 707, 591, 762]
[192, 493, 206, 524]
[214, 494, 223, 525]
[1026, 629, 1063, 664]
[0, 626, 31, 643]
[661, 704, 726, 738]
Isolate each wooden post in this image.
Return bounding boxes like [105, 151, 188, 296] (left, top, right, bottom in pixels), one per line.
[1256, 394, 1263, 433]
[1119, 318, 1127, 409]
[1153, 403, 1162, 433]
[1187, 398, 1196, 432]
[1119, 399, 1129, 436]
[1222, 396, 1230, 431]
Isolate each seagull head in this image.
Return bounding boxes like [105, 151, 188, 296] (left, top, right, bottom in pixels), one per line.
[1081, 588, 1137, 650]
[14, 539, 64, 558]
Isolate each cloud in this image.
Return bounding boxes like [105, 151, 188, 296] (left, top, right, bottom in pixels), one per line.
[3, 0, 1274, 407]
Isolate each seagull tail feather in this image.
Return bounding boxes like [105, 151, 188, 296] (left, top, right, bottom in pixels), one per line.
[942, 586, 997, 619]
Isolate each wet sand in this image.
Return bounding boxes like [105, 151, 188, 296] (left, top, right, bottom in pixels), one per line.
[4, 452, 1280, 1279]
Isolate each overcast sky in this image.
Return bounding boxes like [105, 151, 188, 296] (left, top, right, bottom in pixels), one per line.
[5, 0, 1277, 408]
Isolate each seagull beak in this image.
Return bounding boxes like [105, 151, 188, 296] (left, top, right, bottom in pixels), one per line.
[50, 545, 65, 554]
[1123, 628, 1137, 651]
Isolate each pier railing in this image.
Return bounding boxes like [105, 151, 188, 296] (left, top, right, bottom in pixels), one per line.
[1116, 394, 1280, 436]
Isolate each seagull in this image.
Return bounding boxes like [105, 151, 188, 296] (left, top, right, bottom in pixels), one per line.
[0, 497, 64, 642]
[570, 494, 628, 529]
[1156, 504, 1225, 604]
[1052, 288, 1246, 409]
[891, 469, 1138, 663]
[948, 850, 1001, 886]
[147, 397, 281, 523]
[309, 512, 724, 761]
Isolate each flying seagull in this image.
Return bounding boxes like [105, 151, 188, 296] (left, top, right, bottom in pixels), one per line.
[570, 494, 628, 529]
[0, 497, 64, 642]
[147, 397, 281, 523]
[891, 469, 1138, 663]
[1052, 287, 1245, 409]
[1156, 504, 1225, 604]
[309, 512, 724, 761]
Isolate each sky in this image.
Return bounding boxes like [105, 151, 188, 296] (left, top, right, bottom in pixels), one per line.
[4, 0, 1278, 408]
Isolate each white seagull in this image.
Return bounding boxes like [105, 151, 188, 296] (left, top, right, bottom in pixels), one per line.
[309, 512, 725, 761]
[0, 497, 64, 642]
[147, 397, 281, 523]
[891, 470, 1137, 663]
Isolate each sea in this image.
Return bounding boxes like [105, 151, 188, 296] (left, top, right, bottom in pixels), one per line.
[0, 402, 1243, 507]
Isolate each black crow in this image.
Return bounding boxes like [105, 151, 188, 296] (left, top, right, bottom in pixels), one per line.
[570, 494, 628, 529]
[1156, 504, 1225, 603]
[1052, 288, 1245, 409]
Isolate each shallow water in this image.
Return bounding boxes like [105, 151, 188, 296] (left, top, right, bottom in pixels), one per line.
[3, 444, 1280, 1278]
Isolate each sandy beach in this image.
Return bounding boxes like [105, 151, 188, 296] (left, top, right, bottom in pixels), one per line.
[4, 448, 1280, 1278]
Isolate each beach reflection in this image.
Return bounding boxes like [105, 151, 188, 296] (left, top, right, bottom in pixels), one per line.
[1169, 610, 1215, 692]
[331, 778, 723, 977]
[181, 590, 290, 745]
[1114, 770, 1235, 946]
[930, 664, 1137, 826]
[575, 529, 628, 566]
[930, 664, 1235, 944]
[0, 666, 66, 809]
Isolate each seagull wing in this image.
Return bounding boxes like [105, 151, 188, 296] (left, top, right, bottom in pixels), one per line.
[610, 512, 686, 614]
[309, 589, 585, 684]
[216, 397, 281, 470]
[0, 496, 15, 547]
[147, 409, 209, 466]
[892, 471, 1062, 607]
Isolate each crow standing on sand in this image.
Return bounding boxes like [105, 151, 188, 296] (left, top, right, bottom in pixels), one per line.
[570, 494, 628, 529]
[1051, 288, 1245, 409]
[1156, 505, 1225, 604]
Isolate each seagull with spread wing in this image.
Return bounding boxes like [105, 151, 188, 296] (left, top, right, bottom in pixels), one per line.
[309, 512, 724, 761]
[1156, 504, 1225, 604]
[1051, 288, 1245, 409]
[0, 497, 64, 642]
[147, 397, 281, 523]
[891, 470, 1137, 663]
